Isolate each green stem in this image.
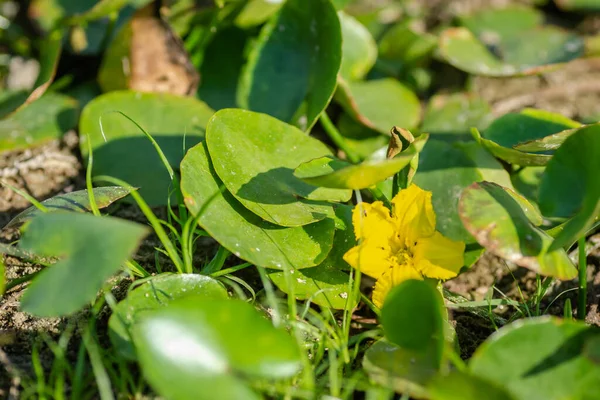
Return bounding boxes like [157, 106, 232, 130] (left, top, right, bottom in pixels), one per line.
[319, 113, 360, 164]
[578, 236, 587, 320]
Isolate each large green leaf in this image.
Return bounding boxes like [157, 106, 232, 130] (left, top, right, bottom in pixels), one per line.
[0, 93, 78, 152]
[79, 91, 214, 206]
[108, 273, 228, 360]
[421, 93, 493, 142]
[19, 213, 147, 317]
[428, 371, 516, 400]
[459, 6, 542, 39]
[133, 297, 302, 400]
[238, 0, 341, 130]
[339, 12, 377, 81]
[538, 125, 600, 250]
[439, 27, 583, 77]
[206, 109, 348, 227]
[459, 182, 577, 280]
[363, 339, 440, 398]
[469, 317, 600, 400]
[268, 205, 356, 309]
[180, 142, 335, 270]
[5, 187, 133, 229]
[413, 140, 514, 266]
[336, 78, 421, 134]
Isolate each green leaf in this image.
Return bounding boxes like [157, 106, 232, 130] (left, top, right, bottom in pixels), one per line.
[459, 6, 543, 39]
[472, 127, 551, 166]
[198, 27, 247, 110]
[459, 182, 577, 280]
[133, 297, 302, 400]
[339, 12, 377, 80]
[108, 273, 228, 360]
[428, 370, 516, 400]
[294, 139, 422, 189]
[511, 166, 545, 204]
[336, 78, 421, 134]
[556, 0, 600, 10]
[234, 0, 283, 28]
[439, 27, 583, 77]
[79, 91, 214, 206]
[0, 258, 5, 296]
[377, 19, 437, 72]
[0, 93, 78, 152]
[413, 140, 515, 266]
[238, 0, 341, 130]
[19, 213, 147, 317]
[336, 114, 389, 160]
[421, 93, 493, 142]
[180, 142, 335, 270]
[268, 204, 356, 309]
[381, 280, 445, 359]
[469, 317, 600, 400]
[538, 125, 600, 250]
[363, 339, 440, 398]
[206, 109, 348, 227]
[5, 187, 133, 229]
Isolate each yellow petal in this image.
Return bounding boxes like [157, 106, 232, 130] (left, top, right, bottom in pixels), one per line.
[391, 184, 436, 245]
[352, 201, 395, 245]
[372, 265, 423, 308]
[413, 231, 465, 280]
[343, 240, 392, 279]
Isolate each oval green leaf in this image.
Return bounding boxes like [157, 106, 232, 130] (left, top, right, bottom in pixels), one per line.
[132, 297, 302, 400]
[336, 78, 421, 134]
[180, 142, 335, 270]
[5, 187, 133, 229]
[108, 273, 228, 360]
[79, 90, 214, 206]
[459, 182, 577, 280]
[206, 109, 347, 227]
[19, 213, 148, 317]
[238, 0, 341, 130]
[469, 317, 600, 400]
[339, 12, 377, 80]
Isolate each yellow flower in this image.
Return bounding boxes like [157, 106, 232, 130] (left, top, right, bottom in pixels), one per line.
[343, 184, 465, 308]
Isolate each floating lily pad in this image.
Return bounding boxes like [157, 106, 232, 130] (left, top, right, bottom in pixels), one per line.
[439, 27, 583, 77]
[459, 182, 577, 279]
[538, 125, 600, 250]
[421, 93, 493, 142]
[336, 78, 421, 134]
[268, 205, 356, 309]
[294, 143, 418, 189]
[180, 142, 335, 270]
[19, 213, 147, 317]
[413, 140, 515, 266]
[109, 273, 228, 360]
[469, 317, 600, 400]
[206, 109, 348, 227]
[133, 297, 302, 400]
[79, 91, 214, 206]
[339, 12, 377, 81]
[238, 0, 341, 130]
[5, 187, 133, 229]
[0, 93, 79, 152]
[363, 339, 440, 398]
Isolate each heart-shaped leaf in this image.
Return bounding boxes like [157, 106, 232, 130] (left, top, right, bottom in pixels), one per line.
[413, 140, 515, 266]
[0, 93, 78, 152]
[439, 27, 583, 77]
[109, 273, 228, 360]
[238, 0, 341, 130]
[268, 205, 356, 309]
[19, 213, 147, 316]
[5, 187, 133, 229]
[459, 182, 576, 279]
[363, 339, 441, 398]
[180, 142, 335, 270]
[206, 109, 348, 227]
[539, 125, 600, 250]
[339, 12, 377, 80]
[336, 78, 421, 134]
[421, 93, 493, 142]
[469, 317, 600, 400]
[133, 297, 302, 400]
[79, 90, 214, 206]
